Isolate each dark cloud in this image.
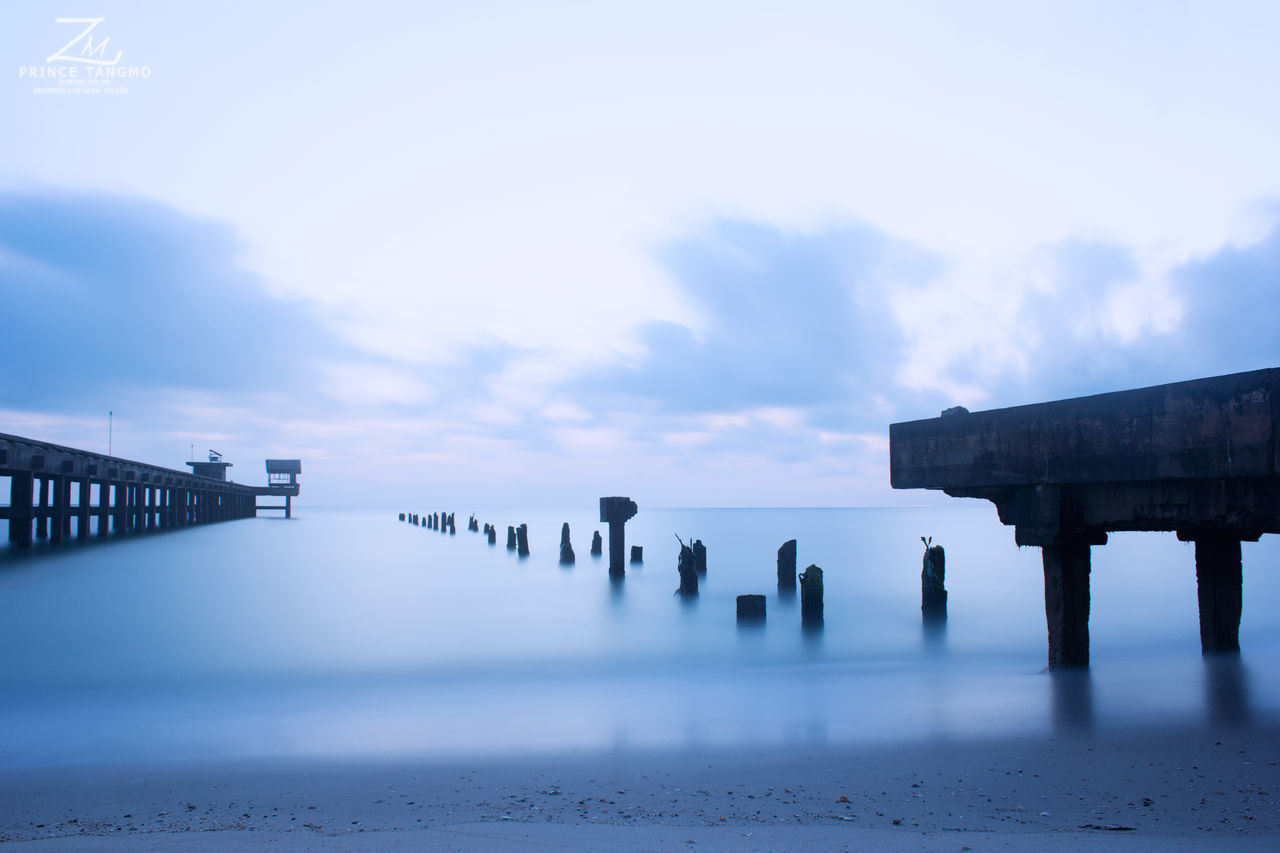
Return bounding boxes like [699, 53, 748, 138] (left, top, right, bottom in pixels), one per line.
[1170, 221, 1280, 377]
[568, 219, 942, 428]
[0, 190, 336, 411]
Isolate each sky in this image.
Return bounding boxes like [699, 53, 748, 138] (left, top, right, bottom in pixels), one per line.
[2, 1, 1280, 507]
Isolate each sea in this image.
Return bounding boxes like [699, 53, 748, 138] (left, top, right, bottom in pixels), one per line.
[1, 505, 1277, 767]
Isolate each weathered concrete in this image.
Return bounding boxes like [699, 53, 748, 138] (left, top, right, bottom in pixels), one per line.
[777, 539, 797, 589]
[921, 540, 947, 624]
[736, 594, 766, 623]
[599, 497, 638, 578]
[676, 538, 698, 597]
[890, 368, 1280, 667]
[559, 522, 575, 565]
[1183, 531, 1246, 654]
[0, 433, 275, 547]
[799, 565, 823, 625]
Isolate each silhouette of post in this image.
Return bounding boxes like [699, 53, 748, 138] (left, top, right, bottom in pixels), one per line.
[777, 539, 796, 589]
[677, 541, 698, 596]
[516, 523, 529, 556]
[8, 471, 32, 546]
[487, 524, 496, 545]
[693, 540, 706, 575]
[599, 496, 638, 578]
[800, 564, 823, 625]
[590, 530, 603, 556]
[737, 594, 766, 623]
[630, 545, 643, 564]
[506, 525, 517, 551]
[560, 522, 575, 565]
[1185, 532, 1246, 655]
[921, 541, 947, 624]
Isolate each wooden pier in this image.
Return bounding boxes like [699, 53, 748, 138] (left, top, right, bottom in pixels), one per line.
[0, 432, 299, 547]
[890, 368, 1280, 669]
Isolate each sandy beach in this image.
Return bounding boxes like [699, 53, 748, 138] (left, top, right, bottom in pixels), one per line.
[1, 721, 1276, 851]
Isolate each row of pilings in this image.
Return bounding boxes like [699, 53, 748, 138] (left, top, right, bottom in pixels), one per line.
[1, 435, 258, 548]
[395, 497, 954, 632]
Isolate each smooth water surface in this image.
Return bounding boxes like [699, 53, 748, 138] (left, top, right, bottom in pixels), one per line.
[1, 505, 1277, 766]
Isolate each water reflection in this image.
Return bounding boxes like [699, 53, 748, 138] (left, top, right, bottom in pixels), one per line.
[801, 619, 823, 650]
[922, 618, 947, 654]
[1204, 654, 1251, 727]
[1050, 669, 1095, 732]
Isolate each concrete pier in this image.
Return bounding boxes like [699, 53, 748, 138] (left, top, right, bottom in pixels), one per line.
[890, 367, 1280, 668]
[0, 434, 290, 549]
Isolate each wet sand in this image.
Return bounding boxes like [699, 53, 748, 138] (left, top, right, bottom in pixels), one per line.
[1, 722, 1276, 851]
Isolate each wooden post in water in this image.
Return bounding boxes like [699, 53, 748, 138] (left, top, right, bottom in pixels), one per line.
[516, 523, 529, 556]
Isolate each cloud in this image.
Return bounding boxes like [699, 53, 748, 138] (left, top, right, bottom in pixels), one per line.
[0, 189, 336, 411]
[567, 219, 941, 427]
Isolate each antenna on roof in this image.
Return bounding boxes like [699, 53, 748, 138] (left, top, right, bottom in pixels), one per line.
[208, 449, 222, 462]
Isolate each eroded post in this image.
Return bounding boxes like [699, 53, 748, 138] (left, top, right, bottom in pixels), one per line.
[8, 471, 33, 546]
[777, 539, 796, 589]
[921, 541, 947, 624]
[1042, 539, 1092, 669]
[516, 523, 529, 556]
[1191, 534, 1245, 655]
[559, 523, 575, 565]
[599, 496, 638, 579]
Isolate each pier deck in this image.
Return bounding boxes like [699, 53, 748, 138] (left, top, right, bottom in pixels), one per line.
[890, 368, 1280, 667]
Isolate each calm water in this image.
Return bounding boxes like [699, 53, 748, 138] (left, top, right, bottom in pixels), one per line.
[1, 505, 1277, 766]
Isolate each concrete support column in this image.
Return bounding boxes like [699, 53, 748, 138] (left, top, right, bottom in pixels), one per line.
[76, 479, 90, 539]
[8, 471, 33, 546]
[285, 495, 291, 519]
[1194, 536, 1244, 655]
[97, 482, 111, 537]
[113, 483, 128, 533]
[1042, 539, 1092, 670]
[51, 475, 70, 543]
[35, 476, 50, 540]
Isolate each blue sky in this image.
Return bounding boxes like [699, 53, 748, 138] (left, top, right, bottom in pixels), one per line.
[3, 2, 1279, 506]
